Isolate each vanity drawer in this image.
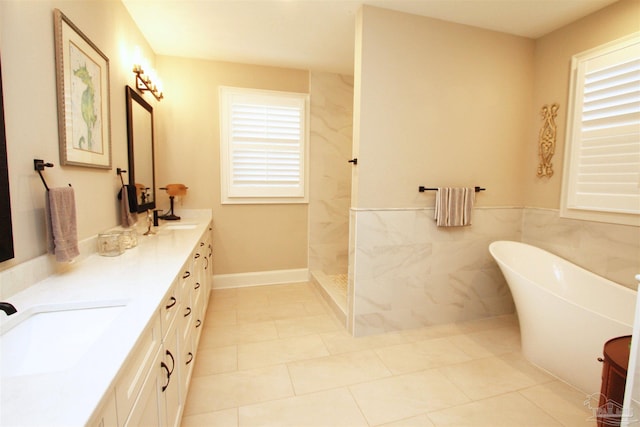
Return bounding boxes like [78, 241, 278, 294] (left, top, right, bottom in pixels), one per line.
[115, 312, 162, 425]
[160, 281, 180, 338]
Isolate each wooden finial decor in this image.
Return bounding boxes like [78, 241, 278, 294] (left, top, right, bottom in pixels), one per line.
[537, 103, 559, 178]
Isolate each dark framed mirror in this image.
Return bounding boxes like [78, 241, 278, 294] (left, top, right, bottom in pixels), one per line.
[0, 57, 14, 262]
[125, 86, 155, 213]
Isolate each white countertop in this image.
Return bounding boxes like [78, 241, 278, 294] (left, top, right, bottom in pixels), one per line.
[0, 211, 212, 426]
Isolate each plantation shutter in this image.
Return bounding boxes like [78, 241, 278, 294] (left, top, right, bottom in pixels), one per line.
[566, 36, 640, 215]
[220, 87, 308, 203]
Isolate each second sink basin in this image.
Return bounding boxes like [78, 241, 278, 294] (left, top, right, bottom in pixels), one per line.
[1, 301, 127, 378]
[165, 223, 197, 230]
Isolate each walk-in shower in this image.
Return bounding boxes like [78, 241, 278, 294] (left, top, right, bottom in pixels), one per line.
[308, 72, 353, 326]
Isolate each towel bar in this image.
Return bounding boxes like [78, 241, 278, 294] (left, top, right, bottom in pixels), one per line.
[419, 186, 486, 193]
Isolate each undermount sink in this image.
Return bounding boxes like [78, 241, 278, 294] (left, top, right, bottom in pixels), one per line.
[165, 223, 197, 230]
[0, 301, 127, 378]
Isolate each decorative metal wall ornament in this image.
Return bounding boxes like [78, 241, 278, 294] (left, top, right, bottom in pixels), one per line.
[537, 103, 559, 178]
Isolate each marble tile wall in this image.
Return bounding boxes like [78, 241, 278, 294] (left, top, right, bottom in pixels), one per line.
[349, 206, 640, 336]
[350, 207, 522, 336]
[308, 72, 354, 276]
[522, 208, 640, 290]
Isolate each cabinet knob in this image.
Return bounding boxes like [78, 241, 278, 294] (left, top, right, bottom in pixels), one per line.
[597, 357, 604, 362]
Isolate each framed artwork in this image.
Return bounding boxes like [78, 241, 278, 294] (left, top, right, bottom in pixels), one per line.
[53, 9, 111, 169]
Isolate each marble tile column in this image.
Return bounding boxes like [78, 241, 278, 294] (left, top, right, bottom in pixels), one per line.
[308, 72, 354, 276]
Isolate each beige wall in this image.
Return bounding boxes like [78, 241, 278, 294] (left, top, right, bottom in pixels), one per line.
[1, 0, 637, 283]
[0, 0, 156, 270]
[525, 0, 640, 209]
[154, 56, 309, 275]
[354, 6, 535, 209]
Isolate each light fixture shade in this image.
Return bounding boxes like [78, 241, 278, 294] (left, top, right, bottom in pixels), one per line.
[163, 183, 188, 197]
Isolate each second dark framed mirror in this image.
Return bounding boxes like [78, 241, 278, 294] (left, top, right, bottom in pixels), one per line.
[125, 86, 155, 213]
[0, 56, 14, 263]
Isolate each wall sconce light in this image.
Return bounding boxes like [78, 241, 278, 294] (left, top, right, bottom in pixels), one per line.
[133, 63, 163, 101]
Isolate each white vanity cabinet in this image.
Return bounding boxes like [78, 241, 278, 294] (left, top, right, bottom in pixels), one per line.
[84, 219, 213, 427]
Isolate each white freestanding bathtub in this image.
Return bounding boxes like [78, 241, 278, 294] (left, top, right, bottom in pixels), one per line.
[489, 240, 636, 394]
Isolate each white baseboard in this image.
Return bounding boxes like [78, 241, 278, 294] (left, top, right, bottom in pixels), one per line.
[212, 268, 310, 289]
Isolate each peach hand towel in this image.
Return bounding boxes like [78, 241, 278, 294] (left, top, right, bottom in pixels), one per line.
[434, 187, 475, 227]
[45, 186, 80, 262]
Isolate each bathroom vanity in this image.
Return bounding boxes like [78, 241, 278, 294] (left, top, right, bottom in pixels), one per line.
[0, 212, 213, 426]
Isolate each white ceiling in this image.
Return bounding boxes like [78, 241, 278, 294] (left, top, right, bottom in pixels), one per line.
[122, 0, 619, 75]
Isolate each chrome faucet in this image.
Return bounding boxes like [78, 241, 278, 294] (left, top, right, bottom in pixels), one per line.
[0, 302, 17, 316]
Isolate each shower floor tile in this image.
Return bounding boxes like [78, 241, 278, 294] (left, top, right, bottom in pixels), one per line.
[310, 271, 348, 325]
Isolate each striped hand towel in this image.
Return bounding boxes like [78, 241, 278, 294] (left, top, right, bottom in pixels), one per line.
[434, 187, 475, 227]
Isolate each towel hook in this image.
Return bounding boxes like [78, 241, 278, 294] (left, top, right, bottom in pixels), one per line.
[34, 159, 71, 191]
[34, 159, 53, 191]
[116, 167, 127, 187]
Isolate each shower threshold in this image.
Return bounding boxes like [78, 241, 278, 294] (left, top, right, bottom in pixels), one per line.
[311, 271, 347, 326]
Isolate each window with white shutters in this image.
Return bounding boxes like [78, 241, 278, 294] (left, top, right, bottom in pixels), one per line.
[561, 33, 640, 226]
[219, 87, 309, 204]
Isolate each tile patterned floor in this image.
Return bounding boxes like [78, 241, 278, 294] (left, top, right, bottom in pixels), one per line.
[181, 282, 598, 427]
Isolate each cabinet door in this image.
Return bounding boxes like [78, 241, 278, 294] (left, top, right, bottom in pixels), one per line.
[204, 225, 213, 301]
[160, 285, 180, 338]
[88, 390, 118, 427]
[179, 264, 195, 402]
[124, 346, 164, 427]
[116, 313, 162, 425]
[162, 312, 183, 427]
[181, 326, 196, 403]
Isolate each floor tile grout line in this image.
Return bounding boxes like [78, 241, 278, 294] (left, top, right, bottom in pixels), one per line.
[517, 389, 570, 427]
[516, 384, 596, 427]
[284, 350, 395, 397]
[419, 386, 565, 420]
[187, 284, 589, 426]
